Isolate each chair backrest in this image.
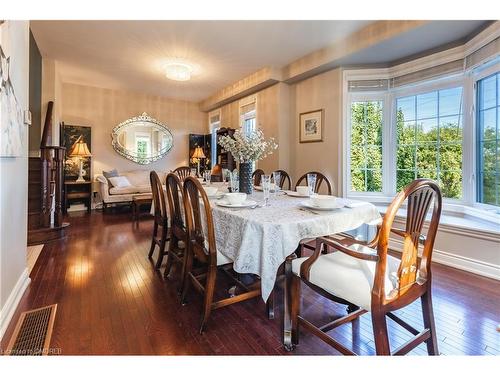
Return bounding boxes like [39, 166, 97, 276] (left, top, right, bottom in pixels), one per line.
[150, 171, 168, 221]
[165, 173, 185, 231]
[295, 171, 332, 195]
[182, 176, 217, 265]
[252, 169, 265, 186]
[174, 166, 191, 181]
[272, 169, 291, 190]
[373, 179, 442, 307]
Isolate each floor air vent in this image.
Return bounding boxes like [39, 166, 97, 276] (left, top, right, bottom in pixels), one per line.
[6, 304, 57, 355]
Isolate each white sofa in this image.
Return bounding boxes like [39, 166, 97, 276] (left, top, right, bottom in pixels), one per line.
[95, 170, 166, 211]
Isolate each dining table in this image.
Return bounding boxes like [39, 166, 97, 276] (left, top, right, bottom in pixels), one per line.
[155, 181, 381, 346]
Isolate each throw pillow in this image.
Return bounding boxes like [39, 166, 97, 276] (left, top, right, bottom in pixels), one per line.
[108, 176, 132, 188]
[103, 169, 119, 185]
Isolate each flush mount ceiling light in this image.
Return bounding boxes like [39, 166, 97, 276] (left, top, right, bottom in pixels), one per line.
[163, 59, 198, 81]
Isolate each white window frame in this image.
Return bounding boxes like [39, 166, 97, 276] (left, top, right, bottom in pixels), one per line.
[471, 62, 500, 212]
[343, 68, 500, 217]
[346, 92, 390, 199]
[209, 108, 221, 169]
[239, 94, 258, 132]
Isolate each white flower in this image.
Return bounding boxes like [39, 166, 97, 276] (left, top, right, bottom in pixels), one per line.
[218, 127, 278, 163]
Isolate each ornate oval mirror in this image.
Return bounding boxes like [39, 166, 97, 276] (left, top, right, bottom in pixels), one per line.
[111, 112, 173, 165]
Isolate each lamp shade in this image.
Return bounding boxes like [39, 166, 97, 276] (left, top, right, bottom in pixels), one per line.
[69, 136, 92, 157]
[192, 146, 206, 159]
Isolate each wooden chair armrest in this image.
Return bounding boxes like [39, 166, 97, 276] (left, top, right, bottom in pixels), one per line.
[316, 237, 379, 262]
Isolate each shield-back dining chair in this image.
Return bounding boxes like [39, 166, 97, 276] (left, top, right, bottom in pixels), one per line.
[286, 179, 442, 355]
[180, 177, 262, 333]
[149, 171, 170, 269]
[295, 171, 333, 195]
[163, 172, 187, 280]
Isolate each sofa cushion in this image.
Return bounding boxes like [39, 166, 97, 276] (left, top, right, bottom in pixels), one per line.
[135, 184, 152, 193]
[109, 186, 140, 195]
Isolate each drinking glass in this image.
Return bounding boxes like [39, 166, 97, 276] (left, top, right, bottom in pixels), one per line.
[307, 173, 317, 196]
[230, 174, 239, 192]
[261, 175, 271, 206]
[190, 168, 197, 177]
[272, 171, 281, 194]
[203, 170, 212, 184]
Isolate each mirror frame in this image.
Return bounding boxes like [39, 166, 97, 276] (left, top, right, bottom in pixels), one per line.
[111, 112, 174, 165]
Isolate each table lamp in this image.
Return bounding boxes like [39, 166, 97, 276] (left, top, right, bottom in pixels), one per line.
[192, 146, 206, 177]
[69, 136, 92, 182]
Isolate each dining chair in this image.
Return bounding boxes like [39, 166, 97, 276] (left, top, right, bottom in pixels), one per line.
[163, 173, 187, 280]
[286, 179, 442, 355]
[180, 176, 262, 333]
[149, 171, 170, 269]
[173, 166, 191, 181]
[295, 171, 332, 195]
[252, 168, 265, 186]
[272, 169, 291, 190]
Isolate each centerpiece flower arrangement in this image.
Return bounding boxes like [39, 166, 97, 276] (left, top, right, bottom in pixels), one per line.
[218, 127, 278, 193]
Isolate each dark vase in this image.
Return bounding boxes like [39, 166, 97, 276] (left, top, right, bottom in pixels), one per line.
[239, 162, 253, 194]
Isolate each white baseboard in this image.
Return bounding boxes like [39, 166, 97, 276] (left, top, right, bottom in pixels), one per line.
[0, 268, 30, 340]
[389, 238, 500, 281]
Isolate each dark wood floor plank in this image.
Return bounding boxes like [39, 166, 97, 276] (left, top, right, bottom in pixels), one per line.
[1, 210, 499, 355]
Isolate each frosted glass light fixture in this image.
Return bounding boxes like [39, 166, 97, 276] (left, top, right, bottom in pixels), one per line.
[164, 61, 194, 81]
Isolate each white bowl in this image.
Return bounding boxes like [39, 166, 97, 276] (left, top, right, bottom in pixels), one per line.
[296, 186, 310, 196]
[310, 195, 338, 208]
[225, 192, 247, 205]
[204, 186, 218, 196]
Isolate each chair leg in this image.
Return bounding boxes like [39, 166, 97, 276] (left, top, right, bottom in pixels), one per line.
[148, 222, 158, 258]
[421, 290, 439, 355]
[155, 225, 168, 269]
[372, 311, 390, 355]
[266, 290, 275, 320]
[200, 265, 217, 334]
[164, 237, 176, 279]
[180, 248, 194, 305]
[290, 275, 301, 346]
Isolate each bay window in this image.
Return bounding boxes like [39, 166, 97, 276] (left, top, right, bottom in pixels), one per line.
[345, 59, 500, 214]
[395, 87, 463, 198]
[477, 72, 499, 206]
[350, 101, 383, 192]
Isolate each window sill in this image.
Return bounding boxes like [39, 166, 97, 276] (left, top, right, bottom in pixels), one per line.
[347, 194, 500, 237]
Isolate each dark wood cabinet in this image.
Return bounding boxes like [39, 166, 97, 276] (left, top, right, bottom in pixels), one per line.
[188, 128, 235, 173]
[215, 128, 235, 171]
[64, 181, 92, 213]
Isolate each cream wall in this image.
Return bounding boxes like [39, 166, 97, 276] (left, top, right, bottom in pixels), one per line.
[214, 69, 342, 193]
[291, 68, 342, 194]
[0, 20, 30, 339]
[217, 83, 291, 174]
[61, 83, 207, 181]
[41, 58, 63, 147]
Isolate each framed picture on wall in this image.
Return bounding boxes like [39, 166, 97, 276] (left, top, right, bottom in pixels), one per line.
[299, 109, 323, 143]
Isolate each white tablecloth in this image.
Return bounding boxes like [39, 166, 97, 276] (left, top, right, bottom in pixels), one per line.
[209, 191, 381, 301]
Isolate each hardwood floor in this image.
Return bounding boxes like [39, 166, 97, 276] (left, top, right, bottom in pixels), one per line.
[1, 210, 499, 355]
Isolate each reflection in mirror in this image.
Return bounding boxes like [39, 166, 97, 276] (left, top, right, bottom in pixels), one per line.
[111, 112, 173, 165]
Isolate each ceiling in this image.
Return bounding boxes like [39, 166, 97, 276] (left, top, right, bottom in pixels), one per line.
[30, 20, 489, 102]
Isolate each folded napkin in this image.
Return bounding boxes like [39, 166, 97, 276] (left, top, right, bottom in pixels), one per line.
[343, 199, 370, 208]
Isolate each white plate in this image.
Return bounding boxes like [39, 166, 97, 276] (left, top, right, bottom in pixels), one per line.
[215, 199, 258, 208]
[300, 199, 345, 211]
[284, 190, 310, 198]
[207, 193, 225, 199]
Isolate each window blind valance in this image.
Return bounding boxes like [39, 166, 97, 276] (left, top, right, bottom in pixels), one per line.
[348, 36, 499, 92]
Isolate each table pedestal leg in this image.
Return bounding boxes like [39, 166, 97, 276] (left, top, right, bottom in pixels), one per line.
[283, 249, 298, 351]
